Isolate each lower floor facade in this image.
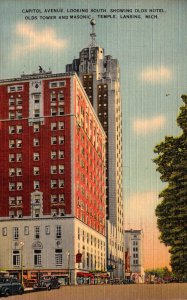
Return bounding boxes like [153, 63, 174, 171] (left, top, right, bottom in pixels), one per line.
[0, 217, 107, 285]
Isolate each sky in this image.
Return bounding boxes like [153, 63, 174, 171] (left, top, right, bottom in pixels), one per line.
[0, 0, 186, 269]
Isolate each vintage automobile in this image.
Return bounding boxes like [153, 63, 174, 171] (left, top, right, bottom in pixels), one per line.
[0, 277, 24, 297]
[33, 276, 60, 291]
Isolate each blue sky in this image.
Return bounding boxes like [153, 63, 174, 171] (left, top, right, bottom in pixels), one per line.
[0, 0, 186, 268]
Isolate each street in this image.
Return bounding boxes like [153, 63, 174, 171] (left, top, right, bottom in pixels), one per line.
[9, 283, 187, 300]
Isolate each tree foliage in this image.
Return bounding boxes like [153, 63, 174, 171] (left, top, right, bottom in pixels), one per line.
[145, 267, 172, 279]
[153, 95, 187, 279]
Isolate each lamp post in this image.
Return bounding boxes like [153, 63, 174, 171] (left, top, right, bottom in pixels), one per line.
[19, 241, 24, 286]
[67, 250, 70, 285]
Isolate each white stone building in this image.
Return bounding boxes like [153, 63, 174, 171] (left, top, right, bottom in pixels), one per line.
[125, 229, 144, 283]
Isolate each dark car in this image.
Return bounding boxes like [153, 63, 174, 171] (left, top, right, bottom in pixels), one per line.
[33, 276, 60, 291]
[0, 277, 24, 297]
[123, 279, 135, 284]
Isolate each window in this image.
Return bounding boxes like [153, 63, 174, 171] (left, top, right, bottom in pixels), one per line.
[34, 226, 40, 239]
[55, 249, 62, 266]
[51, 151, 57, 159]
[51, 122, 57, 131]
[8, 85, 23, 93]
[17, 111, 22, 119]
[58, 122, 64, 130]
[33, 138, 39, 146]
[16, 168, 22, 176]
[34, 194, 40, 204]
[51, 107, 57, 116]
[78, 228, 80, 240]
[34, 250, 42, 266]
[24, 226, 29, 235]
[51, 165, 57, 174]
[33, 94, 40, 103]
[59, 136, 64, 145]
[59, 194, 64, 203]
[17, 182, 23, 190]
[59, 208, 65, 216]
[58, 92, 64, 101]
[13, 227, 19, 240]
[45, 226, 50, 235]
[56, 226, 61, 239]
[17, 196, 22, 205]
[59, 179, 64, 188]
[51, 136, 57, 145]
[58, 107, 64, 116]
[9, 126, 15, 134]
[59, 165, 64, 174]
[9, 112, 15, 120]
[9, 183, 15, 191]
[34, 109, 40, 118]
[13, 250, 20, 266]
[2, 227, 7, 236]
[16, 153, 22, 162]
[9, 98, 15, 106]
[49, 81, 66, 88]
[51, 93, 57, 102]
[9, 154, 15, 162]
[51, 180, 57, 188]
[59, 150, 64, 159]
[17, 209, 22, 218]
[51, 208, 57, 216]
[9, 140, 15, 148]
[133, 259, 138, 265]
[16, 139, 22, 148]
[33, 124, 40, 132]
[51, 194, 57, 203]
[34, 181, 40, 189]
[50, 82, 57, 88]
[17, 125, 23, 134]
[9, 210, 15, 218]
[9, 168, 15, 177]
[9, 196, 16, 205]
[16, 98, 22, 106]
[33, 153, 40, 161]
[33, 167, 40, 175]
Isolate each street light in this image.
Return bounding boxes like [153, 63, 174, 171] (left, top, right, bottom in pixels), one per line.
[67, 250, 70, 285]
[19, 241, 24, 286]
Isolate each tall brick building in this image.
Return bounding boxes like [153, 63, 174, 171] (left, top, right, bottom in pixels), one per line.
[66, 19, 124, 278]
[0, 71, 106, 284]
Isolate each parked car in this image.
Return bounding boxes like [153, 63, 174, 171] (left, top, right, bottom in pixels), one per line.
[123, 279, 135, 284]
[33, 276, 60, 291]
[0, 277, 24, 297]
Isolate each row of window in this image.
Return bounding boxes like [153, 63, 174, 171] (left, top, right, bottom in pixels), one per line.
[9, 136, 65, 149]
[8, 108, 66, 120]
[9, 150, 65, 162]
[2, 225, 63, 239]
[9, 193, 65, 207]
[9, 179, 65, 191]
[77, 227, 105, 250]
[9, 208, 65, 219]
[13, 249, 62, 267]
[7, 81, 66, 94]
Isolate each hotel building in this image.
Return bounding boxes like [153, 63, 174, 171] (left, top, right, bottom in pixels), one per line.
[0, 71, 106, 284]
[66, 19, 124, 278]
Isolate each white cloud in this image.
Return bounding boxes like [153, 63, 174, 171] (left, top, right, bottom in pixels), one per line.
[140, 66, 172, 83]
[133, 115, 166, 135]
[12, 23, 67, 58]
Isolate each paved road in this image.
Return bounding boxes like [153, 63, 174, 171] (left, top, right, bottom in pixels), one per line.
[10, 283, 187, 300]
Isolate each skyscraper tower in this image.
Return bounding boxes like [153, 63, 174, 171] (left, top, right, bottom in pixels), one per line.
[66, 19, 124, 278]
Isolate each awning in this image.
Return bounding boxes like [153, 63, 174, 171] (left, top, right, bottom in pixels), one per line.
[77, 272, 94, 278]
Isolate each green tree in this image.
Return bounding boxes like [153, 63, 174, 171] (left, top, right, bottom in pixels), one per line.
[153, 95, 187, 279]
